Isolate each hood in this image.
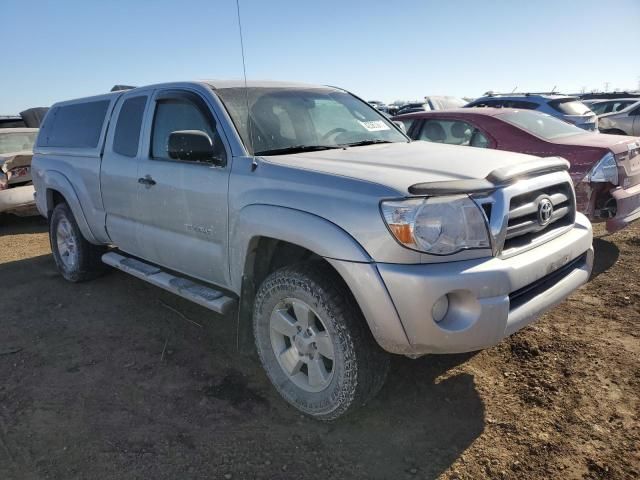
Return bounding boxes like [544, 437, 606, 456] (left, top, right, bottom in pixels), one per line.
[262, 141, 553, 194]
[552, 133, 639, 155]
[0, 150, 33, 172]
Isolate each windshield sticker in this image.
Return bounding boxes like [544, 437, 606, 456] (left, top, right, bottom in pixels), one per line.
[359, 120, 390, 132]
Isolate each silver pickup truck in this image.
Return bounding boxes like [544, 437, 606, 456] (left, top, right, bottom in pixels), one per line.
[32, 80, 593, 420]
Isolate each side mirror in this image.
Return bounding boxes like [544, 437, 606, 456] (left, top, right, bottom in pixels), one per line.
[167, 130, 223, 165]
[393, 121, 407, 133]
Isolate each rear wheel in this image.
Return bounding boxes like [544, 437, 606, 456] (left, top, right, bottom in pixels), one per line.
[49, 203, 106, 282]
[253, 262, 389, 420]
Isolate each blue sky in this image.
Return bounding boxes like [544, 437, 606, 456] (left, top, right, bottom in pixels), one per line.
[2, 0, 639, 113]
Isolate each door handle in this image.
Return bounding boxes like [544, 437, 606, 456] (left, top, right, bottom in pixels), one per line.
[138, 175, 156, 187]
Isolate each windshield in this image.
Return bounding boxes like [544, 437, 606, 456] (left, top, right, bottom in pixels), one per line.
[215, 87, 407, 155]
[498, 110, 587, 140]
[549, 98, 592, 116]
[0, 131, 37, 154]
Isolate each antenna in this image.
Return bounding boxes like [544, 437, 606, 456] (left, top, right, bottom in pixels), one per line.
[235, 0, 254, 155]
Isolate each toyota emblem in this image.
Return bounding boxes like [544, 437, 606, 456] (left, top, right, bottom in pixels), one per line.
[538, 198, 554, 226]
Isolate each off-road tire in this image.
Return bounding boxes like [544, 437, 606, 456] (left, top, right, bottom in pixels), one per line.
[253, 262, 390, 421]
[49, 203, 106, 282]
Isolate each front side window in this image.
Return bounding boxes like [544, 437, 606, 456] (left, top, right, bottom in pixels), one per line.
[151, 98, 225, 162]
[0, 131, 37, 154]
[416, 119, 488, 147]
[215, 87, 407, 155]
[113, 96, 147, 157]
[497, 110, 586, 140]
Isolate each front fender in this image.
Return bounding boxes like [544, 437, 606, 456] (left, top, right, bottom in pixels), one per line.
[230, 204, 371, 290]
[39, 170, 99, 244]
[230, 204, 411, 353]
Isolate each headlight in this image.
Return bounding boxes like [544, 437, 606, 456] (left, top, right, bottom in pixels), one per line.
[381, 195, 491, 255]
[587, 152, 618, 185]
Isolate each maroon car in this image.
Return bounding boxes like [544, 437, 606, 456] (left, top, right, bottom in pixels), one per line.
[394, 108, 640, 233]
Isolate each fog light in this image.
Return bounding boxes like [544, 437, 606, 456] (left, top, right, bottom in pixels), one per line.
[432, 295, 449, 323]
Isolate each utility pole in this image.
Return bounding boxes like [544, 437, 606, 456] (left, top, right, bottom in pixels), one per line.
[604, 81, 610, 92]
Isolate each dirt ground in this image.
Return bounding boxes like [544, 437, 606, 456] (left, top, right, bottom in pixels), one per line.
[0, 215, 638, 480]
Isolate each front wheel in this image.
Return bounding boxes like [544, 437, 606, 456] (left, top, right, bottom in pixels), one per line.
[253, 262, 389, 420]
[49, 203, 106, 282]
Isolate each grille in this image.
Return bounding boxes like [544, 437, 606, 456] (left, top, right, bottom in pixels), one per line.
[502, 182, 575, 253]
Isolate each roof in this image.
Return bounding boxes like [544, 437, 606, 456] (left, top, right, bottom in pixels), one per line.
[480, 92, 572, 99]
[584, 98, 639, 104]
[201, 79, 331, 90]
[393, 107, 514, 119]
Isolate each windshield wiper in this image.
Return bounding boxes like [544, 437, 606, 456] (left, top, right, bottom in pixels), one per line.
[340, 139, 394, 147]
[254, 145, 343, 156]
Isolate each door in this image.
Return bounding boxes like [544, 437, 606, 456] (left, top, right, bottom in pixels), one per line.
[135, 89, 231, 287]
[101, 91, 150, 256]
[632, 107, 640, 136]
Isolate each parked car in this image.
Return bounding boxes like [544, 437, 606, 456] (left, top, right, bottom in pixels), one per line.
[393, 108, 640, 232]
[368, 100, 389, 113]
[0, 108, 49, 129]
[597, 100, 640, 136]
[33, 81, 593, 420]
[580, 91, 640, 101]
[424, 96, 467, 110]
[466, 93, 598, 131]
[395, 102, 428, 115]
[583, 98, 638, 116]
[0, 128, 38, 215]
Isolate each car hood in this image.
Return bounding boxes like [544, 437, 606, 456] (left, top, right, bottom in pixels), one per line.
[552, 133, 639, 155]
[0, 150, 33, 171]
[262, 141, 547, 193]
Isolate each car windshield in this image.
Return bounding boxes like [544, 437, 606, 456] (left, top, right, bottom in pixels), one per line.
[497, 110, 586, 140]
[216, 87, 407, 155]
[549, 98, 592, 116]
[0, 131, 37, 154]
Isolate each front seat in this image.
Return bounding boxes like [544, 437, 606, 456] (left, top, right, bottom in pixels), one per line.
[421, 121, 447, 143]
[450, 122, 471, 145]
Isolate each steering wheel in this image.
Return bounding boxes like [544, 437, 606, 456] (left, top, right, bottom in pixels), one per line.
[321, 128, 347, 141]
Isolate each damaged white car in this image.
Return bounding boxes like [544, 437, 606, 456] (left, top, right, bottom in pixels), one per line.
[0, 128, 38, 215]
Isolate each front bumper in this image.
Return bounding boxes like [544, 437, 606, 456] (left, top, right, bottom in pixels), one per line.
[606, 183, 640, 233]
[0, 185, 36, 215]
[337, 214, 593, 355]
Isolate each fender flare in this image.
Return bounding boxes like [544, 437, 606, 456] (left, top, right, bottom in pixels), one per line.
[230, 204, 371, 290]
[42, 170, 99, 244]
[231, 204, 411, 354]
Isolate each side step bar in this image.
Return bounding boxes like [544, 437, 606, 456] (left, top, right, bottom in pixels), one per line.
[102, 252, 237, 315]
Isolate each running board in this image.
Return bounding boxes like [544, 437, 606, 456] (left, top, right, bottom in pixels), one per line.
[102, 252, 237, 315]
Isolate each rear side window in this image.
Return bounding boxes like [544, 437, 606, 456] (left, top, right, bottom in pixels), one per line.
[113, 96, 147, 157]
[505, 100, 538, 110]
[40, 100, 109, 148]
[548, 98, 591, 115]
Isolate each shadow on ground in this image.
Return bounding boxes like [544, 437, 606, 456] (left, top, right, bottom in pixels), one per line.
[591, 236, 620, 279]
[0, 214, 46, 235]
[0, 254, 484, 480]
